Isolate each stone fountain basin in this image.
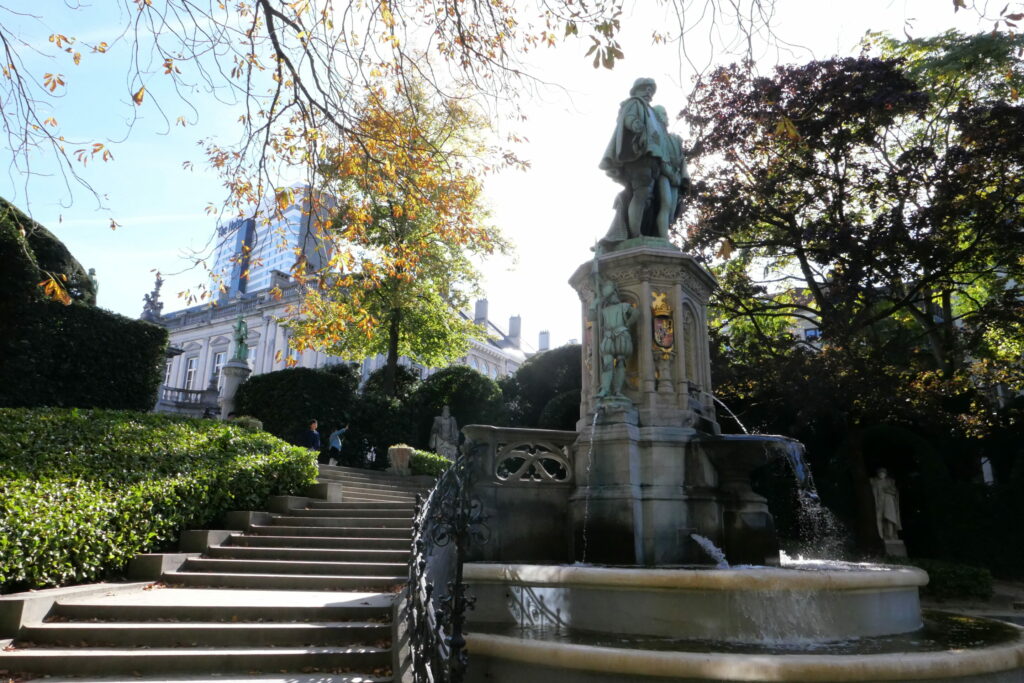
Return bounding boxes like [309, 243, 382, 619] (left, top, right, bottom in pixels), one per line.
[464, 562, 927, 643]
[463, 563, 1024, 683]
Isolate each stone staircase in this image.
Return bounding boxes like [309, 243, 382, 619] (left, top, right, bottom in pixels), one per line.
[0, 465, 434, 682]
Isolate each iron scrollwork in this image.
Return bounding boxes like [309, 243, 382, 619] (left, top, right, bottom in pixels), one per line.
[407, 440, 489, 683]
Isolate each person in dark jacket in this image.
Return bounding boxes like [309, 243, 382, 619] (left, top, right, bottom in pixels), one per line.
[302, 419, 321, 460]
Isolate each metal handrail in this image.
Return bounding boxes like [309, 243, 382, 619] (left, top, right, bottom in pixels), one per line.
[406, 444, 487, 682]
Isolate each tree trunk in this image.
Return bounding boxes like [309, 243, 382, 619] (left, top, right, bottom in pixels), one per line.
[383, 308, 402, 397]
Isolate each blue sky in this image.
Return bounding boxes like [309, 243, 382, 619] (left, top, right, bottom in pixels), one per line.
[0, 1, 993, 351]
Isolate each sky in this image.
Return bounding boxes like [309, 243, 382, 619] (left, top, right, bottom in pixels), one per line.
[0, 0, 994, 354]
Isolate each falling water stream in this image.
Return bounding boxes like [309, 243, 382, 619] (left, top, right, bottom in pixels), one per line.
[778, 441, 846, 557]
[690, 533, 730, 568]
[712, 395, 749, 434]
[579, 409, 600, 564]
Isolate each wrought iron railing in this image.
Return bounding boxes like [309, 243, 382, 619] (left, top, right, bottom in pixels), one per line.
[406, 442, 488, 683]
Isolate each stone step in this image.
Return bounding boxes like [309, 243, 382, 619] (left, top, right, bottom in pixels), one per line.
[181, 557, 407, 577]
[230, 532, 410, 549]
[318, 464, 427, 481]
[327, 488, 422, 502]
[249, 524, 410, 539]
[307, 501, 416, 511]
[208, 544, 409, 563]
[37, 676, 389, 683]
[340, 494, 420, 504]
[163, 571, 405, 591]
[51, 601, 390, 624]
[0, 645, 390, 675]
[314, 474, 429, 493]
[18, 621, 390, 648]
[288, 508, 414, 519]
[269, 515, 412, 528]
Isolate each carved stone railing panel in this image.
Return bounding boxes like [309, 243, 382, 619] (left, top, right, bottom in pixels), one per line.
[495, 441, 572, 483]
[462, 425, 578, 564]
[463, 425, 577, 487]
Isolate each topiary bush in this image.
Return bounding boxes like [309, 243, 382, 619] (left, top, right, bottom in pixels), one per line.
[501, 344, 581, 428]
[0, 407, 317, 593]
[407, 365, 507, 449]
[0, 199, 166, 411]
[1, 301, 167, 411]
[408, 447, 451, 477]
[234, 367, 358, 447]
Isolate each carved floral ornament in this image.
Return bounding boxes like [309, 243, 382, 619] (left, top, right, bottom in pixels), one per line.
[494, 441, 573, 483]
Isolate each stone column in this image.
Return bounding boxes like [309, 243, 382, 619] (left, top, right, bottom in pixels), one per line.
[219, 359, 252, 419]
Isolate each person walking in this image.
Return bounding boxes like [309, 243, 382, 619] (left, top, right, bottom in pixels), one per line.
[327, 424, 348, 466]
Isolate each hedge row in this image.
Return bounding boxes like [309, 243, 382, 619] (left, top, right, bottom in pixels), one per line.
[0, 199, 167, 412]
[408, 448, 451, 478]
[1, 301, 167, 411]
[0, 408, 318, 593]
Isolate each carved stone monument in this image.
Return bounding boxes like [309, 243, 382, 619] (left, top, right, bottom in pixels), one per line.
[565, 78, 786, 566]
[140, 273, 165, 323]
[871, 467, 907, 557]
[430, 405, 460, 460]
[219, 315, 252, 419]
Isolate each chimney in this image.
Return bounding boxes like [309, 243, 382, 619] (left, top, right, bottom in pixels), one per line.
[474, 299, 488, 326]
[507, 315, 522, 347]
[538, 330, 550, 352]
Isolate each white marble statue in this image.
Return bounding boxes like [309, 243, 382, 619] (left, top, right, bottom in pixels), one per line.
[870, 468, 902, 541]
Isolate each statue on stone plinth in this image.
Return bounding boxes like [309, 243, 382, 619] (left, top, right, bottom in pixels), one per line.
[141, 272, 164, 322]
[429, 405, 460, 460]
[870, 468, 902, 541]
[231, 316, 249, 362]
[590, 278, 639, 400]
[599, 77, 689, 246]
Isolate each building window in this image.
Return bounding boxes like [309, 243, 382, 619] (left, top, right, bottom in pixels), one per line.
[248, 345, 258, 368]
[212, 351, 226, 389]
[184, 357, 198, 390]
[163, 360, 173, 386]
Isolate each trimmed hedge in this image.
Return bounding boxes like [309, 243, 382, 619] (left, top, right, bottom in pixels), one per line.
[0, 408, 318, 593]
[0, 199, 166, 411]
[234, 367, 358, 447]
[408, 366, 507, 449]
[1, 301, 167, 411]
[898, 558, 995, 601]
[407, 447, 451, 477]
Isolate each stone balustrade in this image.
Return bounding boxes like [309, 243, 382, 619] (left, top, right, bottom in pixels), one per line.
[462, 425, 578, 564]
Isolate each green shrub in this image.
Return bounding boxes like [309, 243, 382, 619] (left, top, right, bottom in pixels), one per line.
[899, 558, 994, 601]
[234, 367, 357, 446]
[1, 301, 167, 411]
[501, 344, 581, 428]
[407, 366, 507, 449]
[0, 407, 317, 593]
[407, 447, 450, 477]
[0, 200, 166, 411]
[231, 415, 264, 431]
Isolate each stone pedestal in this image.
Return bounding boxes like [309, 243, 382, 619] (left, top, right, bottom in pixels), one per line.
[388, 445, 413, 476]
[884, 539, 908, 558]
[219, 360, 252, 419]
[568, 241, 723, 566]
